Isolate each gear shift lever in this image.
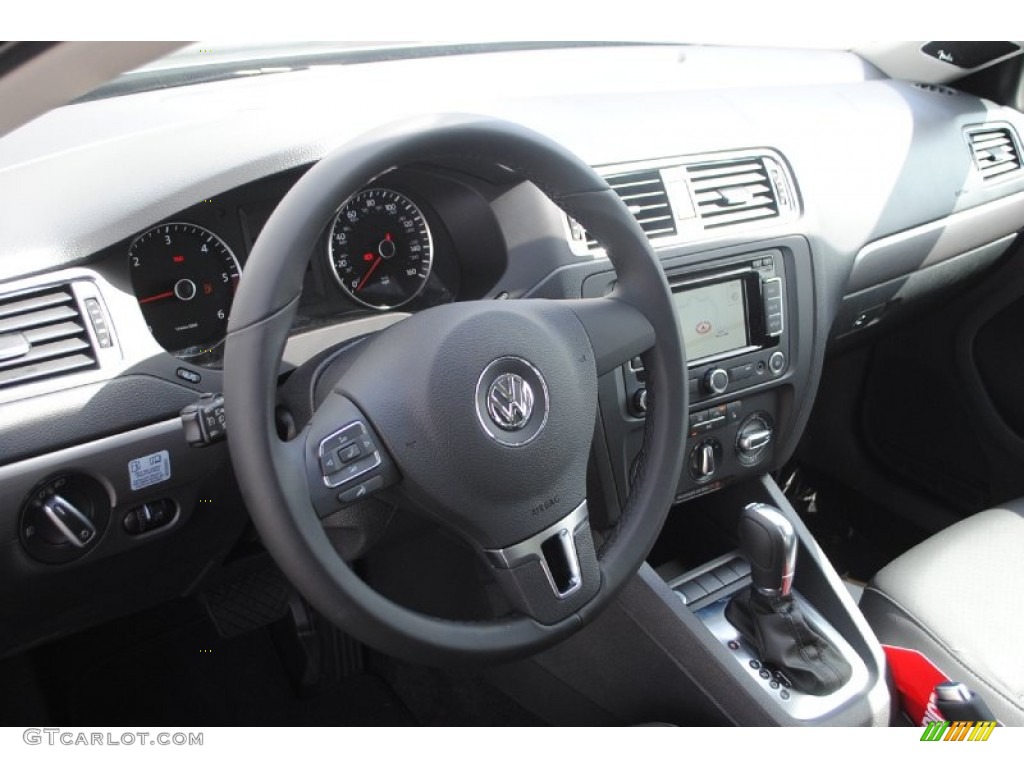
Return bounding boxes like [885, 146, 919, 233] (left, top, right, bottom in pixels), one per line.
[726, 502, 852, 695]
[738, 503, 797, 598]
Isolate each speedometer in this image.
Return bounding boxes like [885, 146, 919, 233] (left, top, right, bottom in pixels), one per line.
[129, 222, 240, 360]
[327, 188, 433, 310]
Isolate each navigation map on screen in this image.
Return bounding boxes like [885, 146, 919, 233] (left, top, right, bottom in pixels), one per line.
[672, 279, 748, 360]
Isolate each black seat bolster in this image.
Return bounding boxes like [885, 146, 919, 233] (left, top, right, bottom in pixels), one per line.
[859, 503, 1024, 726]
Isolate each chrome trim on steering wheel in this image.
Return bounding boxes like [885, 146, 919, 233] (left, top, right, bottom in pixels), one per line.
[484, 500, 588, 599]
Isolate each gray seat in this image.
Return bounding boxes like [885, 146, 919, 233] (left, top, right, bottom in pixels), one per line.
[859, 501, 1024, 726]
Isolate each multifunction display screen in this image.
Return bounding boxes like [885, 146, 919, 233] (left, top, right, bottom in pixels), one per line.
[672, 279, 749, 361]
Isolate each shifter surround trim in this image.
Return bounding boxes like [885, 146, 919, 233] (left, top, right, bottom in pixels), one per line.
[694, 589, 871, 721]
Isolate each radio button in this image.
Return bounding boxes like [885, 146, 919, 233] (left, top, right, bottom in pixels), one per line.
[729, 363, 755, 382]
[762, 277, 782, 300]
[768, 351, 787, 375]
[765, 313, 784, 336]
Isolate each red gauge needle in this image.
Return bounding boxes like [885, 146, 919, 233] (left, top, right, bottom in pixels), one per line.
[138, 290, 175, 304]
[356, 256, 382, 292]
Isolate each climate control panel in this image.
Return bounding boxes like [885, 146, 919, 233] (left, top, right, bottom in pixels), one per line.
[676, 391, 779, 502]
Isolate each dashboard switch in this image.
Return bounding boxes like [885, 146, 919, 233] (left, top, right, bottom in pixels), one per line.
[123, 499, 176, 535]
[633, 388, 648, 415]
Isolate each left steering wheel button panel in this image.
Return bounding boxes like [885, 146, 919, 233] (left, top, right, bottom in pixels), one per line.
[318, 421, 381, 489]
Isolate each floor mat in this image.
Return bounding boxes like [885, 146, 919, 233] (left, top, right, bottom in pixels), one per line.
[32, 600, 414, 726]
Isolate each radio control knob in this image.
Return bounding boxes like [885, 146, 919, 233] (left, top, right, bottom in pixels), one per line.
[768, 351, 786, 375]
[703, 368, 729, 395]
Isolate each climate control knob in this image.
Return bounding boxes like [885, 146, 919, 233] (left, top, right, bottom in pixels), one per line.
[703, 368, 729, 395]
[736, 412, 774, 466]
[688, 438, 723, 483]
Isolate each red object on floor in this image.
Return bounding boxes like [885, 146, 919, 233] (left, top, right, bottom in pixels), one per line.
[882, 644, 950, 725]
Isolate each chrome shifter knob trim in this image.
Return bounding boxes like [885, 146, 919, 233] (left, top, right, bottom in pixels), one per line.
[739, 502, 797, 598]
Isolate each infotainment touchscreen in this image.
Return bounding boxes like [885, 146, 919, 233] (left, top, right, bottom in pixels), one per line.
[672, 279, 748, 361]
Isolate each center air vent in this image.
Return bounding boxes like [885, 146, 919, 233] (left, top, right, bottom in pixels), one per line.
[601, 168, 677, 241]
[968, 126, 1022, 182]
[687, 157, 781, 229]
[0, 285, 98, 390]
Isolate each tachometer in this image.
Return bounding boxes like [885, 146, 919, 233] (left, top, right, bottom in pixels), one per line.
[129, 222, 240, 359]
[327, 188, 433, 310]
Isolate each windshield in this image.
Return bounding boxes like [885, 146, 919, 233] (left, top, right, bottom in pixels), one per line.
[80, 39, 858, 102]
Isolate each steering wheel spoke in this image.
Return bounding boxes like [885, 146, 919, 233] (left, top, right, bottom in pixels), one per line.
[559, 297, 657, 375]
[482, 499, 601, 625]
[303, 390, 400, 519]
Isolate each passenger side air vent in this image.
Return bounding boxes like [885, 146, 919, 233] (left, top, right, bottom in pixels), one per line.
[0, 285, 99, 390]
[585, 168, 676, 248]
[687, 157, 780, 229]
[967, 126, 1022, 182]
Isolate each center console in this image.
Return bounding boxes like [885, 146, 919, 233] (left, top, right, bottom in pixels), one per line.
[584, 241, 805, 512]
[489, 239, 890, 725]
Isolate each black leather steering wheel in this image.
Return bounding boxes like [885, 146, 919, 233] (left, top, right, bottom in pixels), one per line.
[224, 115, 687, 664]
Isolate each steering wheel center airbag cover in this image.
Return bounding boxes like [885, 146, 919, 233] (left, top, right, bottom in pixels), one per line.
[338, 300, 596, 548]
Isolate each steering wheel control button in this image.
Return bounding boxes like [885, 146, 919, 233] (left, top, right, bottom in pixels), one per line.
[318, 421, 381, 488]
[768, 350, 786, 375]
[181, 393, 227, 447]
[320, 451, 342, 476]
[337, 475, 384, 504]
[338, 442, 362, 464]
[475, 356, 550, 447]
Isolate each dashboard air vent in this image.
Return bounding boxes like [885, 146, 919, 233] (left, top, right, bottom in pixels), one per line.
[0, 285, 98, 390]
[913, 83, 959, 96]
[592, 169, 677, 246]
[968, 126, 1022, 182]
[687, 157, 780, 229]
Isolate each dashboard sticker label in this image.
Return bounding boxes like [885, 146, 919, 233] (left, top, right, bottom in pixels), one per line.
[129, 450, 171, 491]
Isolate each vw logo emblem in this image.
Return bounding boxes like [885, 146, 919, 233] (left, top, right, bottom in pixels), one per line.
[487, 373, 534, 431]
[475, 357, 549, 447]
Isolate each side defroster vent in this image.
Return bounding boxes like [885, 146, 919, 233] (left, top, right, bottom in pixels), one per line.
[0, 285, 99, 390]
[687, 156, 781, 229]
[967, 126, 1022, 182]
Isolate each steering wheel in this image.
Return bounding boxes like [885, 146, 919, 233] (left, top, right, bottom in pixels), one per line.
[224, 115, 687, 664]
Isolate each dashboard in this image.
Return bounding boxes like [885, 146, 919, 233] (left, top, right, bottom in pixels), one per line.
[1, 42, 1024, 657]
